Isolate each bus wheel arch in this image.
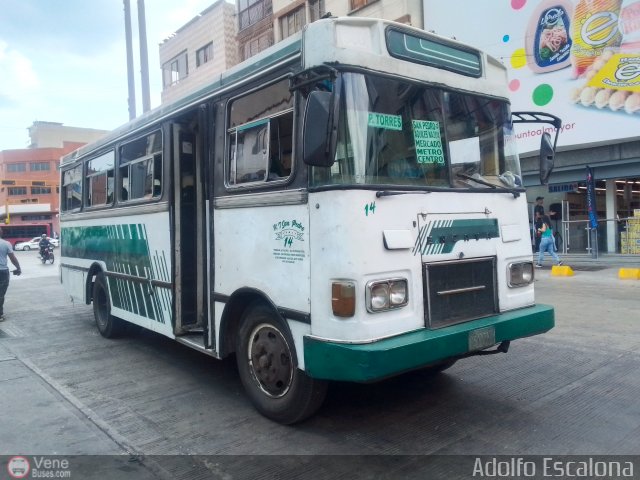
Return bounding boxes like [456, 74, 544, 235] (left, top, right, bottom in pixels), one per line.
[232, 299, 328, 424]
[218, 289, 279, 358]
[92, 270, 126, 338]
[86, 263, 105, 305]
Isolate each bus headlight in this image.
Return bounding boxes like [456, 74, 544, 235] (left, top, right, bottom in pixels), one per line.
[508, 262, 534, 287]
[366, 279, 408, 313]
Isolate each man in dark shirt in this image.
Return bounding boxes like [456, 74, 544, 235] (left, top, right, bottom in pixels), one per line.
[534, 196, 545, 217]
[38, 234, 51, 258]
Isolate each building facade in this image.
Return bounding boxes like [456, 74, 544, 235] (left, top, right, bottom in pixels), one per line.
[0, 122, 107, 243]
[237, 0, 274, 61]
[160, 0, 239, 104]
[271, 0, 423, 47]
[159, 0, 424, 97]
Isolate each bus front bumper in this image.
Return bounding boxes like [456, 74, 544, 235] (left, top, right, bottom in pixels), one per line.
[303, 304, 554, 382]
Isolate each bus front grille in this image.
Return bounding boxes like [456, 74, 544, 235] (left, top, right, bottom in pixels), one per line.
[423, 257, 497, 329]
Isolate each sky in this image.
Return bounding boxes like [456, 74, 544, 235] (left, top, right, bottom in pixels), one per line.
[0, 0, 219, 150]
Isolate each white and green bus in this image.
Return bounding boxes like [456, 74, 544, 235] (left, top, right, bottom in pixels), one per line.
[60, 17, 561, 424]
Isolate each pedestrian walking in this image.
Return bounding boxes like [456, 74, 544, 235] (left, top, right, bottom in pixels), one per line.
[0, 227, 22, 321]
[536, 214, 563, 268]
[533, 196, 545, 252]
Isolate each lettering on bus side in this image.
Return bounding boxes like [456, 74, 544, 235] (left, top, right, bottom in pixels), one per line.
[272, 219, 306, 264]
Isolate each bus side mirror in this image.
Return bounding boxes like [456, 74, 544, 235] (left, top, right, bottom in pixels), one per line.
[539, 132, 555, 185]
[302, 91, 337, 167]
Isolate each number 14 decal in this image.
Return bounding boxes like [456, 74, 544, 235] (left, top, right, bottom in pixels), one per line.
[364, 201, 376, 216]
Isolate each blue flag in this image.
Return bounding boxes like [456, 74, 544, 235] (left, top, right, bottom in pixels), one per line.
[586, 166, 598, 229]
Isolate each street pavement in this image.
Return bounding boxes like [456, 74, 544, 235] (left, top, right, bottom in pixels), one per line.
[0, 250, 639, 478]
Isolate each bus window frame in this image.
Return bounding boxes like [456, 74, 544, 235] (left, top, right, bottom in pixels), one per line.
[117, 129, 164, 204]
[84, 149, 116, 210]
[224, 76, 296, 192]
[61, 162, 84, 213]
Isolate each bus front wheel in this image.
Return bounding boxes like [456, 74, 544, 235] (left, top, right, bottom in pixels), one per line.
[92, 273, 126, 338]
[235, 303, 328, 424]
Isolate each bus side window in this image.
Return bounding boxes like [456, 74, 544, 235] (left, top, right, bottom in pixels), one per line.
[61, 165, 82, 212]
[119, 165, 130, 201]
[119, 130, 162, 201]
[268, 112, 293, 180]
[227, 78, 294, 187]
[228, 121, 269, 184]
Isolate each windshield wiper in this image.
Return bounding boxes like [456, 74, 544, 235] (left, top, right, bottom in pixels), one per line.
[456, 173, 521, 198]
[376, 190, 432, 198]
[456, 172, 497, 189]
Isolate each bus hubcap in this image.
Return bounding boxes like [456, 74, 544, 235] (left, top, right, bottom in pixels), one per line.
[248, 324, 293, 398]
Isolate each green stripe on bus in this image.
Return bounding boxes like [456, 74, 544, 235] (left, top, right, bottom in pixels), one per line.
[62, 225, 170, 325]
[413, 218, 500, 255]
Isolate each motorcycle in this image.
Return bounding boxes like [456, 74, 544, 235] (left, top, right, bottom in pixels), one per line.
[40, 246, 55, 264]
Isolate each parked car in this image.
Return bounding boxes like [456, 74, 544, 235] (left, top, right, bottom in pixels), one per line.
[14, 236, 58, 251]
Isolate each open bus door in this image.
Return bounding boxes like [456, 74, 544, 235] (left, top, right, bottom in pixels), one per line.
[171, 116, 206, 338]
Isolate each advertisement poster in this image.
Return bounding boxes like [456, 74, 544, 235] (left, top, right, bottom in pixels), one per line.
[423, 0, 640, 154]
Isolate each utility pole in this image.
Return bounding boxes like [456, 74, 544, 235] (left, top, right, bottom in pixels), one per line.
[123, 0, 136, 120]
[137, 0, 151, 113]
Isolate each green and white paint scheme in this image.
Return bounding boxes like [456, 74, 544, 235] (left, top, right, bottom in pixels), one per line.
[61, 212, 173, 337]
[59, 17, 555, 423]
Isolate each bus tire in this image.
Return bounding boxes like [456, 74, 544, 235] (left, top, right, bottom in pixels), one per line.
[235, 303, 328, 424]
[92, 273, 125, 338]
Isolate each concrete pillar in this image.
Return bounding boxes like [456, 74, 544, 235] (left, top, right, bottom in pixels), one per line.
[605, 179, 617, 253]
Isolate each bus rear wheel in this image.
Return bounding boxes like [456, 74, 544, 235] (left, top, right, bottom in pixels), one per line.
[235, 303, 328, 424]
[92, 272, 125, 338]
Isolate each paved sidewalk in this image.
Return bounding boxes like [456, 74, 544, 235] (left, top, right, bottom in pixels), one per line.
[0, 340, 124, 455]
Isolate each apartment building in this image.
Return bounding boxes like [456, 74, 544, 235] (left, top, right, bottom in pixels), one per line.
[272, 0, 423, 42]
[159, 0, 422, 89]
[237, 0, 274, 62]
[159, 0, 239, 104]
[0, 122, 106, 243]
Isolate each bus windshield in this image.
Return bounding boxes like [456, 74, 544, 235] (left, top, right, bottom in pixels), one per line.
[310, 72, 522, 190]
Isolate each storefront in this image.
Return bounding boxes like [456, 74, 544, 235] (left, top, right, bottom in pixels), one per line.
[523, 140, 640, 254]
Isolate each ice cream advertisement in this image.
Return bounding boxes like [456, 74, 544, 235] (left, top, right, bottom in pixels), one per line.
[423, 0, 640, 155]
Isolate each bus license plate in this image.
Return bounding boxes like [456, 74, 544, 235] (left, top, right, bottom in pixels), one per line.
[468, 326, 496, 351]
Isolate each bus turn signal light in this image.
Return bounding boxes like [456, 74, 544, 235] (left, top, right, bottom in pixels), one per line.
[332, 281, 356, 318]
